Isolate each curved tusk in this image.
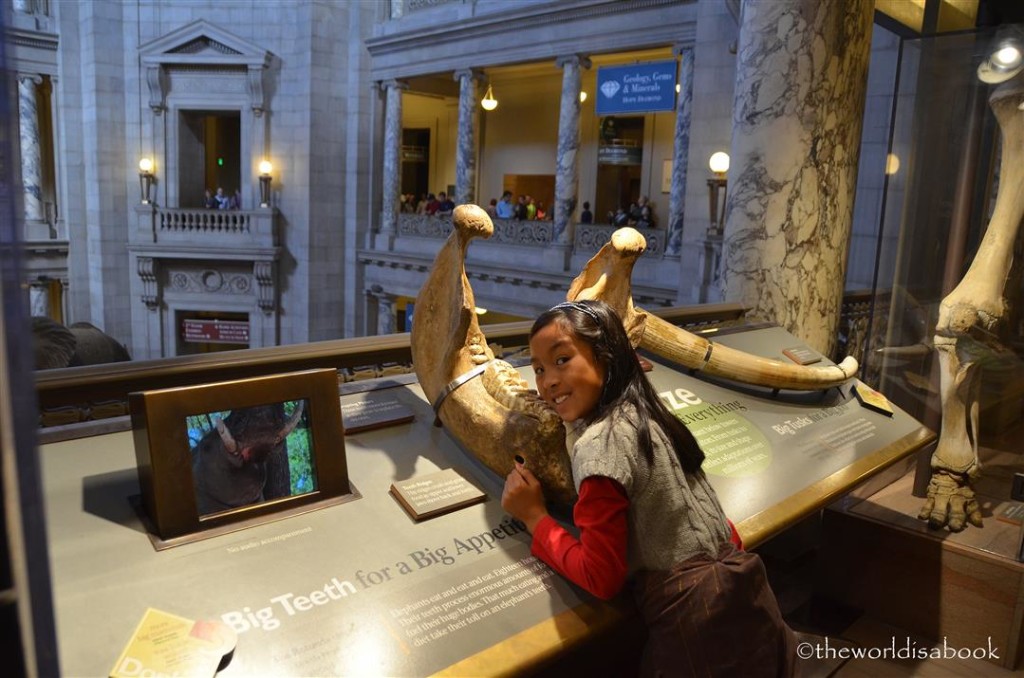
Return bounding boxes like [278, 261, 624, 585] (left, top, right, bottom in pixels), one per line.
[278, 401, 305, 441]
[569, 226, 859, 391]
[642, 313, 857, 390]
[412, 204, 576, 503]
[215, 417, 237, 453]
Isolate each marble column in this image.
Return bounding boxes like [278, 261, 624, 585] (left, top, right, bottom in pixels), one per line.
[18, 74, 44, 222]
[371, 284, 396, 335]
[722, 0, 872, 356]
[380, 80, 407, 238]
[29, 281, 49, 317]
[453, 69, 481, 206]
[553, 55, 590, 245]
[666, 47, 695, 256]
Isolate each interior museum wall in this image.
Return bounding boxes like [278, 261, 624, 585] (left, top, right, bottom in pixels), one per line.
[402, 93, 457, 199]
[55, 0, 373, 355]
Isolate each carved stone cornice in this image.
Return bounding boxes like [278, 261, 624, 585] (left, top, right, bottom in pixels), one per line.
[137, 256, 160, 310]
[254, 260, 276, 314]
[139, 19, 273, 116]
[367, 0, 695, 81]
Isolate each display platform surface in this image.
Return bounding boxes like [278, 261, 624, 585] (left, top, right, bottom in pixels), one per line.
[41, 327, 932, 676]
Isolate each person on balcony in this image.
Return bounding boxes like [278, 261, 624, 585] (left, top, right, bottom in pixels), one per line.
[214, 187, 230, 210]
[514, 195, 528, 221]
[580, 201, 593, 224]
[496, 191, 514, 219]
[436, 192, 455, 216]
[424, 193, 439, 215]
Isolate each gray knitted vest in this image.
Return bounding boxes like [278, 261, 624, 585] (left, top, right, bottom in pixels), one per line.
[569, 404, 731, 572]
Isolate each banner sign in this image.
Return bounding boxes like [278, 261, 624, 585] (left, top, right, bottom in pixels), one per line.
[596, 60, 677, 115]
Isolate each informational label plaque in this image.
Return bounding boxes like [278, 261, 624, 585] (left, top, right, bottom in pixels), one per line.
[341, 396, 415, 434]
[390, 468, 487, 521]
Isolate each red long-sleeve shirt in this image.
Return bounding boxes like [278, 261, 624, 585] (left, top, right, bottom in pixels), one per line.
[530, 476, 744, 600]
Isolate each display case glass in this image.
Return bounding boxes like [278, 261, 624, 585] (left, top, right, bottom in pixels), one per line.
[859, 23, 1024, 551]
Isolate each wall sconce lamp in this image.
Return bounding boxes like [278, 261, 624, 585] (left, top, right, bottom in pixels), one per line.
[978, 31, 1024, 83]
[579, 90, 588, 103]
[258, 160, 273, 207]
[480, 84, 498, 111]
[707, 152, 729, 236]
[138, 158, 154, 204]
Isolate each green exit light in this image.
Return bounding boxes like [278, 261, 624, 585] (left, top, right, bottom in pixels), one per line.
[217, 157, 224, 166]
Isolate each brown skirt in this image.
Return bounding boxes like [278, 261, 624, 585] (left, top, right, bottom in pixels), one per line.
[633, 543, 796, 678]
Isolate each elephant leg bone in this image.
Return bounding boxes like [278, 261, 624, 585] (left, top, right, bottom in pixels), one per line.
[918, 336, 983, 532]
[412, 205, 575, 503]
[569, 227, 858, 390]
[923, 80, 1024, 530]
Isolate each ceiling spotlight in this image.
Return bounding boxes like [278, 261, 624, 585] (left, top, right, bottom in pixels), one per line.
[978, 36, 1024, 84]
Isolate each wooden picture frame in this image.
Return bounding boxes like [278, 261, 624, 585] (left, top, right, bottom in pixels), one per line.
[129, 368, 357, 549]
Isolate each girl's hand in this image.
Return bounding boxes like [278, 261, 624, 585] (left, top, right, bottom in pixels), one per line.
[501, 461, 548, 532]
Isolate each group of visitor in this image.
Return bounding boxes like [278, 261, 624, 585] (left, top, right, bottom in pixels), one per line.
[402, 192, 455, 216]
[204, 187, 241, 210]
[607, 195, 655, 229]
[487, 190, 551, 221]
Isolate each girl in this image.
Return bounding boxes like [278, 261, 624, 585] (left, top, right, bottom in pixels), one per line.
[502, 300, 795, 677]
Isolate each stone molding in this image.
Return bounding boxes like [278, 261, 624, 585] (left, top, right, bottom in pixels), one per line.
[139, 19, 272, 115]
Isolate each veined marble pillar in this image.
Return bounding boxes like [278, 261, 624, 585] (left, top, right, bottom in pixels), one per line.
[29, 281, 49, 317]
[18, 74, 44, 222]
[666, 47, 695, 256]
[722, 0, 872, 356]
[453, 69, 481, 206]
[381, 80, 407, 238]
[554, 55, 590, 245]
[372, 285, 396, 335]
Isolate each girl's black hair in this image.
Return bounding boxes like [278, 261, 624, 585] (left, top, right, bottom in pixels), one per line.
[530, 300, 705, 473]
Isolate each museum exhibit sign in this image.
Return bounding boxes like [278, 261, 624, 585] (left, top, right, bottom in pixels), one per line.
[595, 60, 678, 115]
[42, 325, 931, 676]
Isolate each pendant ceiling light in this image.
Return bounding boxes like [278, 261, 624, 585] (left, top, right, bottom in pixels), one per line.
[481, 84, 498, 111]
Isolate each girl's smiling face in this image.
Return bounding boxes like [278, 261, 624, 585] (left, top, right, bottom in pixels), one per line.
[529, 320, 606, 422]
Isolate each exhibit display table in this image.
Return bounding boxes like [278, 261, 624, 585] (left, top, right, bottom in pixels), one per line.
[41, 327, 931, 676]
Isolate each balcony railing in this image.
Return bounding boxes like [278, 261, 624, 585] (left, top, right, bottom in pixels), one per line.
[396, 213, 663, 255]
[159, 208, 252, 236]
[134, 206, 278, 250]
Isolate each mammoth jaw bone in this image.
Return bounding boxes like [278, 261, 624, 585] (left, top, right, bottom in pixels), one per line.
[568, 227, 858, 390]
[411, 204, 576, 503]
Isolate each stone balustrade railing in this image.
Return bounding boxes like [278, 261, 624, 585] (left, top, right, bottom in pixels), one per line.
[396, 214, 664, 255]
[134, 205, 278, 250]
[159, 208, 252, 236]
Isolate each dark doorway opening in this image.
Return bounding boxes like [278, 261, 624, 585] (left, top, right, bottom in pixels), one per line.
[179, 111, 241, 208]
[402, 128, 430, 205]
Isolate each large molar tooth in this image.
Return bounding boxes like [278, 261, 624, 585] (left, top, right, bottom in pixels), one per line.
[482, 360, 561, 422]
